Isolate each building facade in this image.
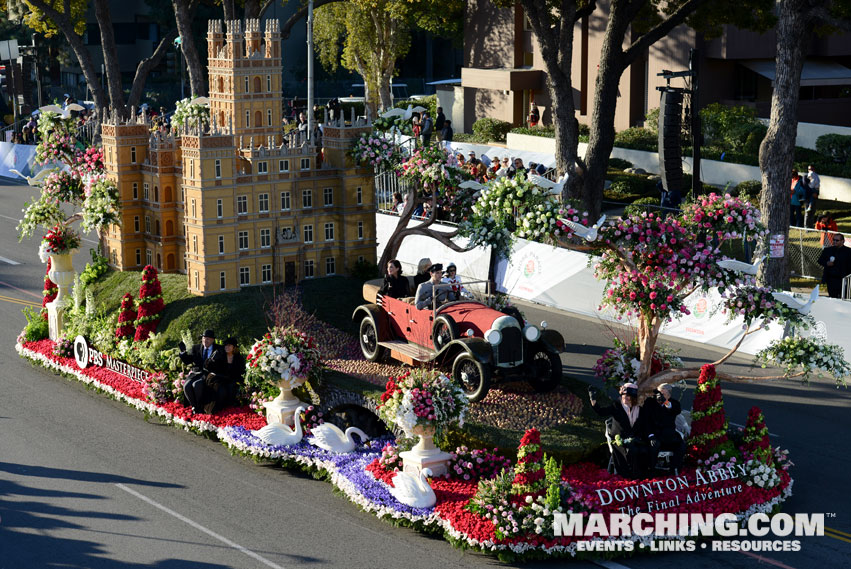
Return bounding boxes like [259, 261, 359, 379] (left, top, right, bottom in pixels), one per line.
[101, 19, 376, 296]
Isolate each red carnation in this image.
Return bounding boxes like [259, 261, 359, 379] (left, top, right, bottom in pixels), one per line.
[134, 265, 166, 341]
[688, 364, 728, 460]
[115, 293, 137, 339]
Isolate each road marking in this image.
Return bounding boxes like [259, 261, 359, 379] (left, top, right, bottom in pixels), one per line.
[0, 256, 20, 265]
[729, 421, 779, 437]
[0, 294, 40, 307]
[737, 550, 797, 568]
[0, 281, 43, 299]
[115, 484, 285, 569]
[825, 526, 851, 544]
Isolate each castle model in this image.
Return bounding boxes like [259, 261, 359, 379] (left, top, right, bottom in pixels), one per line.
[100, 19, 376, 295]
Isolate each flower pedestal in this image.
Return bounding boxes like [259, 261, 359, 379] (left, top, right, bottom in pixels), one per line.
[263, 380, 306, 427]
[46, 251, 76, 341]
[399, 425, 451, 477]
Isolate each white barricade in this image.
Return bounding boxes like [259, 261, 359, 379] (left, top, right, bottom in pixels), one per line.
[0, 141, 38, 179]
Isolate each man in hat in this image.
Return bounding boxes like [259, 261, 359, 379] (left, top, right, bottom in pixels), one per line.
[643, 383, 685, 473]
[178, 330, 222, 413]
[588, 382, 651, 478]
[415, 263, 452, 309]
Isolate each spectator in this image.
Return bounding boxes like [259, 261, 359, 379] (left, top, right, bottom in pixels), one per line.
[411, 115, 421, 144]
[413, 258, 433, 289]
[441, 119, 453, 142]
[496, 157, 510, 177]
[815, 213, 839, 247]
[528, 103, 540, 127]
[806, 164, 820, 212]
[507, 157, 526, 179]
[327, 97, 341, 122]
[178, 329, 222, 414]
[817, 233, 851, 298]
[420, 111, 433, 146]
[535, 163, 546, 176]
[297, 112, 308, 133]
[392, 192, 404, 214]
[790, 170, 806, 227]
[442, 262, 472, 300]
[434, 106, 446, 141]
[456, 154, 466, 168]
[467, 151, 479, 166]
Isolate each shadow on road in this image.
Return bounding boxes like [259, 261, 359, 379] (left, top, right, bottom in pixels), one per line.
[0, 462, 184, 488]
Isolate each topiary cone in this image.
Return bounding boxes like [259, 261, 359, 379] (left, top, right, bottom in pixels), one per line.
[134, 265, 165, 341]
[742, 406, 772, 464]
[687, 364, 729, 460]
[115, 292, 137, 339]
[42, 257, 58, 320]
[511, 428, 547, 505]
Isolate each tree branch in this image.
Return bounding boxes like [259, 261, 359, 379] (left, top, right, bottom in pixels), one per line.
[128, 28, 180, 109]
[808, 6, 851, 32]
[575, 0, 597, 21]
[281, 0, 344, 40]
[622, 0, 710, 67]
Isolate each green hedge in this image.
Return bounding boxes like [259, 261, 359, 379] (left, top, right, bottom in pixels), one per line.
[815, 134, 851, 165]
[472, 117, 513, 143]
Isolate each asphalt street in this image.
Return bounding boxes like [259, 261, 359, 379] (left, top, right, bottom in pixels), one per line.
[1, 180, 849, 568]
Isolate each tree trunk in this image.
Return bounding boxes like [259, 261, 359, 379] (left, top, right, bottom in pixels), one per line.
[127, 29, 181, 109]
[636, 313, 662, 387]
[377, 73, 393, 111]
[757, 0, 814, 289]
[172, 0, 206, 97]
[93, 0, 127, 117]
[223, 0, 235, 21]
[244, 0, 260, 20]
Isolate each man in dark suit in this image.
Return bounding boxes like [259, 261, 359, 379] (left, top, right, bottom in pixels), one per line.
[434, 107, 446, 141]
[589, 383, 651, 479]
[643, 383, 686, 473]
[179, 329, 221, 413]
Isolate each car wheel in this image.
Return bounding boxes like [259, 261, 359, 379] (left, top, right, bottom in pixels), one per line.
[527, 349, 562, 392]
[452, 353, 491, 402]
[432, 315, 457, 352]
[359, 317, 385, 362]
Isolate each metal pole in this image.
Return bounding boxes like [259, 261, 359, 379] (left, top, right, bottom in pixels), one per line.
[689, 48, 701, 197]
[306, 0, 314, 142]
[8, 54, 18, 129]
[33, 34, 43, 107]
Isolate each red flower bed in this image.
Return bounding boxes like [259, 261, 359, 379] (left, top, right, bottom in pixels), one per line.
[366, 458, 398, 487]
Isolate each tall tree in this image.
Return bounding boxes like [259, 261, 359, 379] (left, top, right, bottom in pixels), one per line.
[758, 0, 851, 288]
[172, 0, 205, 98]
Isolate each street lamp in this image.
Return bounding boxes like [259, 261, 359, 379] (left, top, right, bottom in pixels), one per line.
[174, 36, 185, 99]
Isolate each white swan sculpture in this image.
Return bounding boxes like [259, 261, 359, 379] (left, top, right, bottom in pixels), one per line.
[529, 172, 569, 196]
[307, 423, 369, 453]
[8, 168, 51, 187]
[772, 286, 820, 315]
[251, 406, 306, 446]
[39, 103, 85, 119]
[389, 468, 436, 509]
[558, 214, 607, 242]
[717, 255, 766, 276]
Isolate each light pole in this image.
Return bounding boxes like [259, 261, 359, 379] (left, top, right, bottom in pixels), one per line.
[306, 0, 314, 142]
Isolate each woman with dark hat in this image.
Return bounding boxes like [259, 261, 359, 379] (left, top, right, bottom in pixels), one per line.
[204, 337, 246, 414]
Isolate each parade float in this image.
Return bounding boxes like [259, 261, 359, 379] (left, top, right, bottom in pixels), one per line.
[14, 104, 849, 561]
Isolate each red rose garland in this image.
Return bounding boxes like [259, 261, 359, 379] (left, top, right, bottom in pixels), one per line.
[41, 257, 58, 320]
[511, 428, 546, 505]
[115, 292, 137, 339]
[687, 364, 729, 459]
[743, 406, 772, 464]
[134, 265, 165, 341]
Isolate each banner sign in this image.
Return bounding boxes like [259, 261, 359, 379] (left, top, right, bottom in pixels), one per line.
[0, 141, 38, 179]
[74, 335, 150, 383]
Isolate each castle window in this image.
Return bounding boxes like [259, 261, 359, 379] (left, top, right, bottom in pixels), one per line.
[146, 249, 153, 266]
[217, 199, 223, 218]
[257, 162, 268, 175]
[217, 77, 223, 93]
[280, 191, 291, 211]
[325, 257, 336, 276]
[254, 76, 261, 93]
[300, 158, 310, 170]
[323, 187, 333, 206]
[133, 182, 138, 199]
[239, 267, 250, 286]
[358, 255, 364, 263]
[356, 186, 363, 204]
[131, 147, 136, 163]
[237, 195, 248, 215]
[254, 110, 262, 127]
[324, 222, 334, 241]
[220, 272, 226, 290]
[303, 224, 313, 244]
[358, 221, 364, 240]
[145, 216, 151, 233]
[194, 271, 199, 290]
[190, 160, 195, 178]
[155, 220, 160, 235]
[279, 159, 289, 172]
[192, 234, 197, 253]
[267, 109, 272, 126]
[238, 231, 249, 250]
[136, 249, 141, 265]
[258, 193, 269, 212]
[302, 189, 312, 209]
[143, 183, 149, 200]
[245, 110, 250, 128]
[262, 264, 272, 283]
[134, 216, 140, 232]
[260, 228, 271, 248]
[304, 259, 314, 278]
[191, 198, 196, 218]
[218, 235, 224, 254]
[215, 159, 221, 178]
[154, 186, 159, 202]
[244, 76, 249, 93]
[267, 75, 271, 92]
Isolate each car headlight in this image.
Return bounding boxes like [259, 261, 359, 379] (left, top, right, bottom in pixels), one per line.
[523, 325, 541, 342]
[485, 328, 502, 345]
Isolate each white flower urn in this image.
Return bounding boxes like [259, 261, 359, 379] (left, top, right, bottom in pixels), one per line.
[399, 423, 451, 477]
[263, 377, 307, 427]
[46, 250, 77, 341]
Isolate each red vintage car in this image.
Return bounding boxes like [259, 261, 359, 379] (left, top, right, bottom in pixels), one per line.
[354, 280, 564, 401]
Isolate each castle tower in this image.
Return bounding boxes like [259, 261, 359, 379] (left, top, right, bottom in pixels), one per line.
[208, 18, 282, 145]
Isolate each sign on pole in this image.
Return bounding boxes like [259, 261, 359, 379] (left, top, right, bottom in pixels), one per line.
[0, 39, 20, 61]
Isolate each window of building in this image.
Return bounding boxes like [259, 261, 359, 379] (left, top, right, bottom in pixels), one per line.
[358, 221, 364, 240]
[192, 234, 197, 253]
[302, 189, 312, 209]
[191, 198, 196, 218]
[323, 187, 333, 206]
[300, 158, 310, 170]
[132, 182, 138, 199]
[217, 199, 223, 218]
[258, 193, 269, 212]
[356, 186, 363, 205]
[303, 224, 313, 244]
[146, 249, 152, 266]
[255, 110, 262, 127]
[258, 161, 268, 174]
[238, 231, 249, 250]
[194, 270, 199, 290]
[260, 228, 271, 248]
[245, 110, 250, 128]
[304, 259, 314, 278]
[358, 255, 364, 263]
[237, 195, 247, 214]
[262, 264, 272, 283]
[135, 249, 141, 265]
[267, 75, 271, 92]
[134, 216, 140, 232]
[267, 109, 272, 126]
[215, 159, 221, 178]
[326, 257, 336, 276]
[143, 183, 149, 200]
[324, 222, 334, 241]
[145, 216, 151, 233]
[190, 160, 195, 178]
[253, 76, 261, 93]
[239, 267, 250, 286]
[218, 235, 224, 254]
[280, 191, 291, 211]
[131, 146, 136, 163]
[220, 272, 226, 290]
[279, 159, 289, 172]
[244, 76, 249, 93]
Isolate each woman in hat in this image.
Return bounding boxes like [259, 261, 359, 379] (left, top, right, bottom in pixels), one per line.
[588, 383, 652, 479]
[413, 257, 433, 289]
[204, 338, 246, 414]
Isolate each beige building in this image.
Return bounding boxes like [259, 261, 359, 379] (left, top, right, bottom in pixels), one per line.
[455, 0, 851, 133]
[101, 19, 376, 295]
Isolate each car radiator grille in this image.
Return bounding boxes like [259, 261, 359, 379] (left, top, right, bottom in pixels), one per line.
[497, 327, 523, 364]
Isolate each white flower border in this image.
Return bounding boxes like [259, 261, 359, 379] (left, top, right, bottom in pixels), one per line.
[18, 340, 794, 559]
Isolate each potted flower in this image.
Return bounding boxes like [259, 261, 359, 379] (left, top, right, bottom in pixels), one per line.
[244, 327, 322, 426]
[378, 369, 467, 475]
